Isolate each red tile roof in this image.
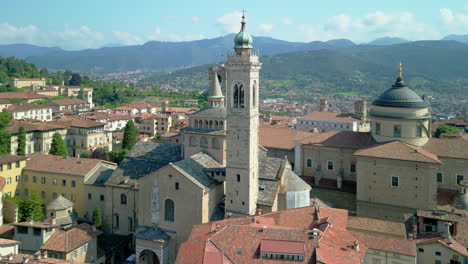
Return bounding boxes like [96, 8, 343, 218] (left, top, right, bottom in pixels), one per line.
[5, 103, 52, 111]
[52, 117, 105, 128]
[298, 131, 376, 149]
[0, 238, 20, 246]
[24, 154, 111, 177]
[354, 141, 441, 164]
[260, 239, 305, 254]
[350, 231, 416, 256]
[0, 155, 28, 165]
[259, 127, 315, 150]
[177, 206, 368, 264]
[0, 92, 51, 100]
[49, 98, 87, 106]
[40, 223, 102, 253]
[300, 111, 360, 122]
[6, 120, 67, 135]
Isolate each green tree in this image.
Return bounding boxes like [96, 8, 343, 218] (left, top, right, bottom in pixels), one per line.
[0, 130, 11, 155]
[49, 132, 68, 156]
[77, 87, 84, 99]
[69, 73, 82, 86]
[92, 207, 102, 228]
[0, 112, 12, 130]
[122, 120, 138, 150]
[18, 190, 44, 222]
[39, 67, 49, 76]
[109, 149, 128, 164]
[16, 126, 26, 156]
[434, 125, 461, 138]
[80, 150, 91, 158]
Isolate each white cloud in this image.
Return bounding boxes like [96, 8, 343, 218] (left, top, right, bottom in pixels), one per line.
[217, 11, 243, 33]
[364, 11, 391, 26]
[258, 24, 273, 33]
[148, 27, 161, 40]
[281, 17, 293, 25]
[112, 31, 143, 45]
[192, 16, 200, 23]
[325, 14, 354, 32]
[440, 8, 454, 23]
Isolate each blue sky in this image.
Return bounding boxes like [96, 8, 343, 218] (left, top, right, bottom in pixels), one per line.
[1, 0, 468, 50]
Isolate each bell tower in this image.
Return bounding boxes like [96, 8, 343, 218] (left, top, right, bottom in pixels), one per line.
[225, 13, 262, 216]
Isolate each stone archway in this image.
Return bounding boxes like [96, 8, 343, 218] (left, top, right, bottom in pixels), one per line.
[138, 249, 160, 264]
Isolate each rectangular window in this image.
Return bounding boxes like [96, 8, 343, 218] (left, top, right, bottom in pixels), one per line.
[391, 176, 399, 187]
[71, 194, 76, 201]
[456, 175, 464, 184]
[33, 176, 37, 183]
[306, 159, 312, 168]
[175, 182, 179, 190]
[15, 175, 20, 182]
[17, 226, 28, 234]
[41, 177, 46, 184]
[24, 175, 28, 182]
[16, 161, 20, 168]
[327, 161, 334, 170]
[394, 125, 402, 138]
[71, 180, 76, 188]
[7, 163, 11, 170]
[418, 248, 424, 253]
[41, 191, 46, 199]
[33, 228, 41, 236]
[435, 251, 441, 256]
[416, 125, 422, 137]
[88, 193, 92, 200]
[62, 179, 66, 186]
[350, 163, 356, 173]
[237, 174, 240, 182]
[53, 192, 57, 199]
[437, 173, 443, 183]
[6, 177, 11, 184]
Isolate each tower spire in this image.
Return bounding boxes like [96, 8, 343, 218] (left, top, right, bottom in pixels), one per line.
[398, 62, 403, 79]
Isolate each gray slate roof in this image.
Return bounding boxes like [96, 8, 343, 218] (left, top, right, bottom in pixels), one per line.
[85, 166, 115, 186]
[189, 107, 226, 118]
[47, 195, 73, 211]
[172, 153, 222, 189]
[106, 141, 182, 187]
[135, 226, 171, 241]
[373, 77, 428, 108]
[283, 170, 312, 192]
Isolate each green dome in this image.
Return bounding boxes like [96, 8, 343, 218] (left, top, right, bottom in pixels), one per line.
[234, 16, 253, 49]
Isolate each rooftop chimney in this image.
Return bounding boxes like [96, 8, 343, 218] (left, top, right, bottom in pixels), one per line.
[22, 256, 29, 264]
[41, 251, 48, 259]
[34, 252, 40, 260]
[353, 241, 360, 252]
[442, 222, 452, 239]
[8, 253, 13, 261]
[319, 98, 328, 112]
[262, 226, 267, 233]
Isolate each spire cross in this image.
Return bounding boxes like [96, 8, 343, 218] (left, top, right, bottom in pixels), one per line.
[242, 9, 246, 21]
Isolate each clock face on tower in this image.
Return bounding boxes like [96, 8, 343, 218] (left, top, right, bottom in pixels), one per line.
[233, 81, 245, 108]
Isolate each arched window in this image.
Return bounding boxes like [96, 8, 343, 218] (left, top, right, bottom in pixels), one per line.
[194, 120, 198, 127]
[205, 120, 208, 128]
[120, 194, 127, 205]
[164, 199, 175, 222]
[220, 121, 224, 128]
[189, 136, 197, 147]
[215, 121, 219, 128]
[209, 120, 213, 129]
[128, 217, 133, 231]
[212, 138, 220, 149]
[200, 137, 208, 148]
[233, 82, 245, 108]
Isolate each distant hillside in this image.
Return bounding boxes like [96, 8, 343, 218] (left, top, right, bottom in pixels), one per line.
[144, 40, 468, 98]
[1, 35, 354, 73]
[442, 34, 468, 45]
[0, 44, 62, 59]
[0, 57, 42, 85]
[368, 37, 409, 45]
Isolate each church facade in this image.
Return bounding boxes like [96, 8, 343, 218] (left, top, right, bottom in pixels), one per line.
[103, 14, 311, 264]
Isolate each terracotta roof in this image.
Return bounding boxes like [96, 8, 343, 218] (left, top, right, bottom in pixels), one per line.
[52, 117, 105, 128]
[5, 103, 52, 111]
[0, 253, 82, 264]
[41, 223, 102, 253]
[0, 238, 20, 246]
[0, 92, 51, 100]
[350, 231, 416, 256]
[300, 111, 360, 122]
[422, 138, 468, 160]
[49, 98, 87, 106]
[24, 154, 110, 177]
[259, 127, 315, 150]
[347, 216, 407, 238]
[177, 206, 370, 264]
[6, 120, 67, 135]
[299, 131, 376, 149]
[12, 78, 44, 81]
[0, 155, 28, 165]
[354, 141, 441, 164]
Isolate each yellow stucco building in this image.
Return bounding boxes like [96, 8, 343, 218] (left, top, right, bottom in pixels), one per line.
[21, 154, 116, 218]
[0, 155, 28, 197]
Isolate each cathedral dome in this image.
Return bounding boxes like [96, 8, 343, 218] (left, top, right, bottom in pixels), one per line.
[234, 15, 253, 49]
[373, 67, 428, 108]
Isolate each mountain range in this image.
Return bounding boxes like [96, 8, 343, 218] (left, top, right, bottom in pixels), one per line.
[1, 34, 468, 73]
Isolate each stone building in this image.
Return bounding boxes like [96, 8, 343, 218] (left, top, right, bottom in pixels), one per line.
[137, 114, 172, 138]
[101, 15, 311, 264]
[10, 78, 46, 88]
